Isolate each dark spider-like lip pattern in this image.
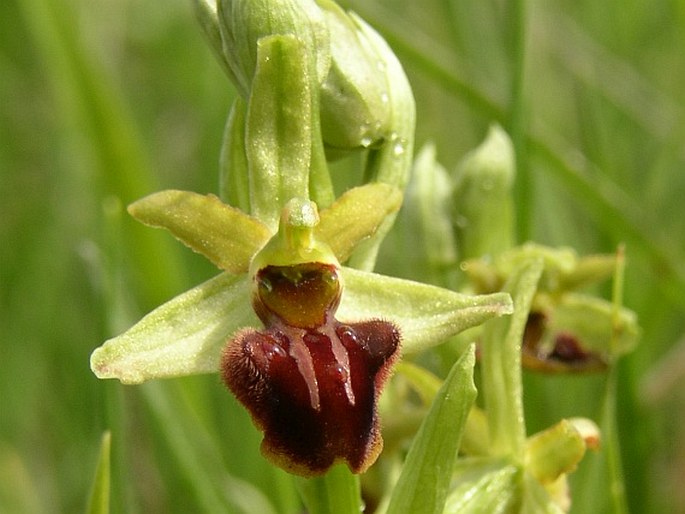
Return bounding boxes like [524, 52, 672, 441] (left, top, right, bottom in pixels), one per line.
[221, 262, 400, 476]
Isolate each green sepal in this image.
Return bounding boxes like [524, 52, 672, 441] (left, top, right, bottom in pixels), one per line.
[90, 273, 257, 384]
[90, 266, 512, 384]
[338, 268, 513, 355]
[246, 35, 314, 228]
[317, 183, 402, 263]
[386, 345, 477, 514]
[128, 190, 272, 274]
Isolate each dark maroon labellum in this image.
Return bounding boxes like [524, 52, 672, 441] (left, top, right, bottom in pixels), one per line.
[521, 312, 608, 373]
[221, 262, 400, 476]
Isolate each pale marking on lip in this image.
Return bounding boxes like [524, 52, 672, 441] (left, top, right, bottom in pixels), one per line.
[324, 324, 356, 406]
[283, 326, 321, 411]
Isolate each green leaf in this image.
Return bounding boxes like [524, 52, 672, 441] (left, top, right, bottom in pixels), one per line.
[85, 431, 111, 514]
[128, 190, 272, 274]
[246, 34, 314, 228]
[338, 268, 513, 355]
[317, 183, 403, 263]
[481, 258, 543, 458]
[386, 345, 477, 514]
[297, 464, 362, 514]
[90, 273, 257, 383]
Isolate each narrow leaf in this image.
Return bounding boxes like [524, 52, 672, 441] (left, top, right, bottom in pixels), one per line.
[386, 345, 477, 514]
[338, 268, 513, 354]
[90, 273, 257, 383]
[128, 190, 271, 274]
[86, 431, 111, 514]
[317, 183, 403, 262]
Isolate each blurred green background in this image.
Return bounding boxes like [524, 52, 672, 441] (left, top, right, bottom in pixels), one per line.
[2, 0, 684, 512]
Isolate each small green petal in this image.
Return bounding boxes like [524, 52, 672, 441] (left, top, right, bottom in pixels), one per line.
[128, 190, 272, 273]
[338, 268, 513, 354]
[90, 273, 257, 384]
[317, 183, 403, 263]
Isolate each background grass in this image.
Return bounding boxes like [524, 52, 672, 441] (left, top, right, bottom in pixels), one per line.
[2, 0, 684, 512]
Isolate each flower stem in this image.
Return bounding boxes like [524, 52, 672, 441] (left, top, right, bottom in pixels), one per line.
[297, 464, 362, 514]
[481, 259, 543, 459]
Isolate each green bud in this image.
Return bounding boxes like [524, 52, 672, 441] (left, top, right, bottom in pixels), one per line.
[217, 0, 330, 97]
[524, 418, 594, 484]
[400, 143, 459, 285]
[453, 124, 515, 260]
[315, 0, 392, 153]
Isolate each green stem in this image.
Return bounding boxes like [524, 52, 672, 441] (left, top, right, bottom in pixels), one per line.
[508, 0, 530, 242]
[481, 259, 543, 459]
[604, 245, 628, 513]
[297, 464, 362, 514]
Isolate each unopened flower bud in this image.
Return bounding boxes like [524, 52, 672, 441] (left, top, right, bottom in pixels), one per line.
[453, 124, 515, 260]
[217, 0, 331, 97]
[316, 0, 392, 153]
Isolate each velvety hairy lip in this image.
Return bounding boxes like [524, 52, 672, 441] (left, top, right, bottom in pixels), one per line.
[221, 262, 400, 476]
